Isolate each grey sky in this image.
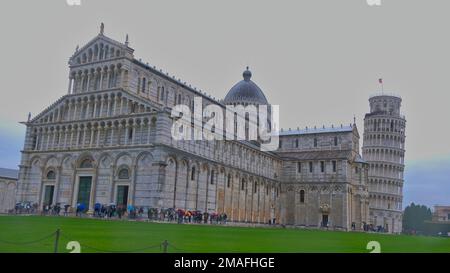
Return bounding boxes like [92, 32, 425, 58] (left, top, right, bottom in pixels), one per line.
[0, 0, 449, 205]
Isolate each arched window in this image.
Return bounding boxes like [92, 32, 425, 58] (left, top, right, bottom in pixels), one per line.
[241, 179, 245, 191]
[142, 78, 146, 93]
[137, 78, 141, 93]
[46, 170, 56, 180]
[118, 168, 130, 179]
[334, 136, 338, 146]
[79, 158, 93, 168]
[314, 138, 318, 147]
[128, 127, 133, 140]
[295, 139, 299, 148]
[191, 166, 196, 181]
[300, 190, 305, 203]
[227, 174, 231, 188]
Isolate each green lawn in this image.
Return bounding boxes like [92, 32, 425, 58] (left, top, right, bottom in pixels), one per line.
[0, 215, 448, 253]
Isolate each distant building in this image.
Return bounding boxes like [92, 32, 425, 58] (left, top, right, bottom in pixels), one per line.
[0, 168, 19, 213]
[432, 205, 450, 222]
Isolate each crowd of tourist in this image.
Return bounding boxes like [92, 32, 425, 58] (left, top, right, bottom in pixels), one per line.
[12, 201, 230, 225]
[12, 202, 389, 232]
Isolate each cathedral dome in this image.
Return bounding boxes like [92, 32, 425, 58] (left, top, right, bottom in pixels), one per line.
[223, 67, 269, 105]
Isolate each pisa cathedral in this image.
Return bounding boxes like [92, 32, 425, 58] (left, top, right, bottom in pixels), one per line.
[13, 25, 406, 233]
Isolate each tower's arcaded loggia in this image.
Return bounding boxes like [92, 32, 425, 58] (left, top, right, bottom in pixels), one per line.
[362, 94, 406, 234]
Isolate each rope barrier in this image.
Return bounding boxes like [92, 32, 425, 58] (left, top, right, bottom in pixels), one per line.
[167, 242, 189, 253]
[0, 229, 217, 253]
[0, 232, 56, 245]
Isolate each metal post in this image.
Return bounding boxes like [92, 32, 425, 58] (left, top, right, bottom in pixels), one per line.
[162, 240, 168, 253]
[54, 229, 60, 253]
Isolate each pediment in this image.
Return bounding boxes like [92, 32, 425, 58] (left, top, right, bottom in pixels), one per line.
[69, 34, 134, 66]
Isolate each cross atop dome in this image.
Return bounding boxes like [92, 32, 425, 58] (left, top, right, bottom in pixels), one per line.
[243, 66, 252, 81]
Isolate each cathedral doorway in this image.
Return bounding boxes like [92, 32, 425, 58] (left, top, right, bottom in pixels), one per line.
[321, 214, 329, 227]
[43, 185, 54, 208]
[116, 185, 129, 207]
[77, 176, 92, 208]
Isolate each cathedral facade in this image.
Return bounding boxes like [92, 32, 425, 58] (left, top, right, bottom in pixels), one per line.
[15, 26, 387, 231]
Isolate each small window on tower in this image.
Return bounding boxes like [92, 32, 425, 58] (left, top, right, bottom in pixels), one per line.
[314, 138, 318, 147]
[191, 166, 196, 181]
[300, 190, 305, 203]
[210, 170, 214, 185]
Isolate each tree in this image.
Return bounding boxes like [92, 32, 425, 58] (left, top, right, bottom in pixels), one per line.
[402, 203, 432, 234]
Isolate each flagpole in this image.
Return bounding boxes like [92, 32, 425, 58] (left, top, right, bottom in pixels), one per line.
[379, 78, 384, 94]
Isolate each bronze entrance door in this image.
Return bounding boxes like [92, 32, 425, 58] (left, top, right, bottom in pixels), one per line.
[43, 185, 54, 208]
[116, 185, 129, 207]
[77, 176, 92, 208]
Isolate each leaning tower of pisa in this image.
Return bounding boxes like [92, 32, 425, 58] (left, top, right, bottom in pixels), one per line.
[362, 94, 406, 234]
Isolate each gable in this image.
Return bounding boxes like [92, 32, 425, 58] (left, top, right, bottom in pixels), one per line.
[69, 34, 134, 66]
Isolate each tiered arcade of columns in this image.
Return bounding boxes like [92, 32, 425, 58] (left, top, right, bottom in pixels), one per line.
[362, 94, 406, 234]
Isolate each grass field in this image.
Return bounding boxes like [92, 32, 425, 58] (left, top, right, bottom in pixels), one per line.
[0, 215, 449, 253]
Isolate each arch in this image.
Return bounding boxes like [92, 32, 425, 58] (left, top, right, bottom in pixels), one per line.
[117, 166, 130, 180]
[76, 153, 95, 169]
[46, 170, 56, 180]
[43, 155, 59, 169]
[299, 189, 305, 203]
[79, 158, 94, 169]
[135, 151, 154, 166]
[114, 152, 133, 167]
[61, 154, 74, 169]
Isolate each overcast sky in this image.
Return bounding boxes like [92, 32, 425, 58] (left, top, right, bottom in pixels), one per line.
[0, 0, 448, 207]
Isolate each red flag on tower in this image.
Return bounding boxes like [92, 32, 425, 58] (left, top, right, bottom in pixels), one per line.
[378, 78, 384, 92]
